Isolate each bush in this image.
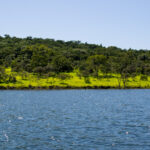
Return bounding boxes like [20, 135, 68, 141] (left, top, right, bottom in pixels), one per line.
[140, 75, 148, 81]
[53, 56, 73, 73]
[33, 66, 44, 76]
[8, 75, 17, 83]
[84, 77, 91, 84]
[46, 72, 56, 77]
[57, 74, 72, 80]
[43, 64, 55, 73]
[0, 67, 7, 83]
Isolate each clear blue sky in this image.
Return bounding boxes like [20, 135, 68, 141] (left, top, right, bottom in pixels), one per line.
[0, 0, 150, 49]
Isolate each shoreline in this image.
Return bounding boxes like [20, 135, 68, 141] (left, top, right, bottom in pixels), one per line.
[0, 85, 149, 90]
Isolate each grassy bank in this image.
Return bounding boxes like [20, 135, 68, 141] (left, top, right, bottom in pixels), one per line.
[0, 68, 150, 89]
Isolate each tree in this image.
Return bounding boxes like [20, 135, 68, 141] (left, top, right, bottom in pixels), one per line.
[0, 67, 7, 83]
[86, 55, 107, 78]
[31, 45, 53, 68]
[79, 62, 93, 77]
[33, 66, 45, 77]
[52, 56, 73, 73]
[114, 56, 137, 88]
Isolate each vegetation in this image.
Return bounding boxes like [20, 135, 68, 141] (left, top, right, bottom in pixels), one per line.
[1, 35, 150, 89]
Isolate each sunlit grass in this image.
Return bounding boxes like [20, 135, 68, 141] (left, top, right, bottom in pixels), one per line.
[1, 68, 150, 89]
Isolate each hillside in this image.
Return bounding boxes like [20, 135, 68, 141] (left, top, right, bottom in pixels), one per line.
[0, 35, 150, 89]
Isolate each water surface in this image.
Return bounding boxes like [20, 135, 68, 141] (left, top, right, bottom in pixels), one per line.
[0, 90, 150, 150]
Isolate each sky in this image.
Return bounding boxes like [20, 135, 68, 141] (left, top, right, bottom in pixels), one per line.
[0, 0, 150, 50]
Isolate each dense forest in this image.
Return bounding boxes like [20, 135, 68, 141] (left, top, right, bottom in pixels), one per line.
[0, 34, 150, 88]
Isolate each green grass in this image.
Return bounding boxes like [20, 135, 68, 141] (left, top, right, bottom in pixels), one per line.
[1, 68, 150, 89]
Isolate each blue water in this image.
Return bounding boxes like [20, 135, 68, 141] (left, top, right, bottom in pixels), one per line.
[0, 90, 150, 150]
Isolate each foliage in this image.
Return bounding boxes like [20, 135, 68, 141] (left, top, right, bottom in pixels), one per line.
[52, 56, 73, 73]
[140, 75, 148, 81]
[0, 35, 150, 88]
[57, 73, 72, 80]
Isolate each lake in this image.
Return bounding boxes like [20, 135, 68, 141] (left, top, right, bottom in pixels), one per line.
[0, 90, 150, 150]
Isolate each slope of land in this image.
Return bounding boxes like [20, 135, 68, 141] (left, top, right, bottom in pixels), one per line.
[1, 35, 150, 89]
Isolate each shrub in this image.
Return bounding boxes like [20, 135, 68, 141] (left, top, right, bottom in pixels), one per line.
[53, 56, 73, 73]
[8, 75, 17, 83]
[140, 75, 148, 81]
[84, 77, 91, 84]
[57, 74, 72, 80]
[33, 66, 44, 76]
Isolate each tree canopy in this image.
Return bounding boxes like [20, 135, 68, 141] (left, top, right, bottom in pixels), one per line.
[0, 35, 150, 81]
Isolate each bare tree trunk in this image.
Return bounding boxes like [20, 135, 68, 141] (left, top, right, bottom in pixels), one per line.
[117, 77, 122, 88]
[122, 76, 127, 89]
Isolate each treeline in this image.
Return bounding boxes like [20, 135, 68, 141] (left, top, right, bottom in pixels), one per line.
[0, 34, 150, 87]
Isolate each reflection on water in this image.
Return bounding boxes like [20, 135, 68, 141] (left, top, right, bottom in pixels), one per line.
[0, 90, 150, 150]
